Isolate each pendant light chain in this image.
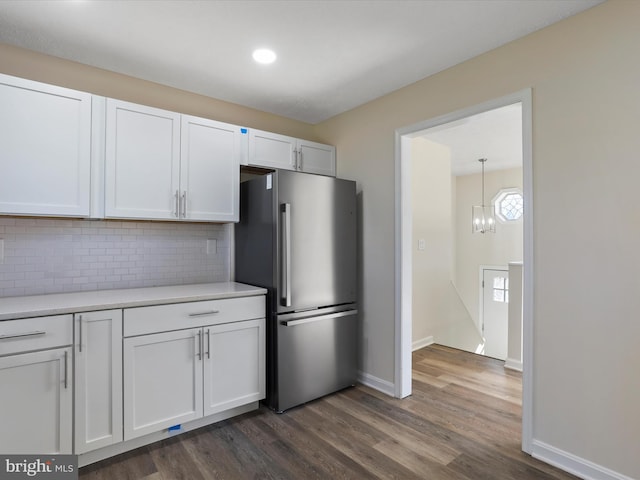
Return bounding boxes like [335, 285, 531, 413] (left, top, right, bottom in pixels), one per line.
[481, 158, 486, 207]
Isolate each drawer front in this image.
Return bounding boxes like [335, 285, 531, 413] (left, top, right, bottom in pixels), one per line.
[124, 295, 265, 337]
[0, 315, 73, 356]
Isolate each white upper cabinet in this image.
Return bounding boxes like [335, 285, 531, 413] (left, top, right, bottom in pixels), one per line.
[297, 139, 337, 177]
[0, 73, 92, 217]
[248, 129, 336, 177]
[105, 99, 240, 222]
[181, 115, 240, 222]
[105, 99, 181, 220]
[248, 129, 297, 171]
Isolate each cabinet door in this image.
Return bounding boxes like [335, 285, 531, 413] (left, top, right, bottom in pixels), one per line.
[123, 328, 203, 440]
[298, 139, 336, 177]
[248, 129, 297, 171]
[105, 99, 181, 220]
[74, 310, 123, 454]
[0, 348, 72, 454]
[0, 73, 92, 217]
[203, 318, 265, 416]
[181, 116, 240, 222]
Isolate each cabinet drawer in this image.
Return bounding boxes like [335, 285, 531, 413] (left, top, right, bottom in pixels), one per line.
[0, 315, 73, 356]
[124, 295, 265, 337]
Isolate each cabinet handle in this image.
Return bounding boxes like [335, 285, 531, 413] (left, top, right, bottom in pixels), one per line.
[174, 190, 180, 218]
[188, 310, 220, 317]
[64, 350, 68, 389]
[197, 330, 202, 360]
[298, 149, 302, 170]
[206, 328, 211, 359]
[78, 315, 83, 352]
[0, 331, 46, 340]
[181, 191, 187, 218]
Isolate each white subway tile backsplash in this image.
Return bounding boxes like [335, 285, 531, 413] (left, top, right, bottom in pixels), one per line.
[0, 217, 232, 297]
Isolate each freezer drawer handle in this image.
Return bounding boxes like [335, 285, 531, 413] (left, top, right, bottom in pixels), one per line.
[0, 331, 46, 340]
[188, 310, 220, 318]
[281, 203, 292, 307]
[281, 309, 358, 327]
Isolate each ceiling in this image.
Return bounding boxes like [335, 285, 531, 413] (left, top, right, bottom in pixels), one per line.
[0, 0, 602, 124]
[421, 103, 523, 176]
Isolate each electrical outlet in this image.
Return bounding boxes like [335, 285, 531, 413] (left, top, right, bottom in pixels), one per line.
[206, 239, 217, 255]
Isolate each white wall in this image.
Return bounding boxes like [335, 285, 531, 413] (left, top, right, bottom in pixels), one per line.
[317, 2, 640, 478]
[455, 168, 523, 331]
[411, 138, 452, 347]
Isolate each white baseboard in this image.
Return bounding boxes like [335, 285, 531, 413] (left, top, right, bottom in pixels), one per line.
[357, 370, 395, 396]
[412, 335, 434, 351]
[532, 439, 635, 480]
[504, 357, 523, 372]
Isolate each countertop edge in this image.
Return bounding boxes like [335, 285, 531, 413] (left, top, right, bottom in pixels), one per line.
[0, 283, 268, 321]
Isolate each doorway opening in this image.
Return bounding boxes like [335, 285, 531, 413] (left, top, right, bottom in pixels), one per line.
[394, 90, 533, 453]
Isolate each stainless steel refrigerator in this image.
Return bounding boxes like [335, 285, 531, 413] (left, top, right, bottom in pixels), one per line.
[235, 170, 357, 412]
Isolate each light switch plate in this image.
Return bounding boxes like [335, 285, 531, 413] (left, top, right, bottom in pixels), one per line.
[418, 239, 426, 251]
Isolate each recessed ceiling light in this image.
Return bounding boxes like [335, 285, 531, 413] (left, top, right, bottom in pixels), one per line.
[252, 48, 277, 65]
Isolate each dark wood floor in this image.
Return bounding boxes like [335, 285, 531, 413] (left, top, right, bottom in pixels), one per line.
[80, 345, 577, 479]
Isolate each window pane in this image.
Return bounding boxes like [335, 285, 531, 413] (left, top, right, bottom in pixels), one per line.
[493, 277, 505, 289]
[493, 289, 505, 302]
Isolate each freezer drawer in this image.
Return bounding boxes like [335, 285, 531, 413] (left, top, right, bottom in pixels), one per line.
[274, 308, 357, 412]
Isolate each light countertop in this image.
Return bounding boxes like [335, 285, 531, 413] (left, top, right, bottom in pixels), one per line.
[0, 282, 267, 321]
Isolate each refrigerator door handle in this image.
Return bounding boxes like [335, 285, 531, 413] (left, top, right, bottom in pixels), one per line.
[281, 309, 358, 327]
[281, 203, 292, 306]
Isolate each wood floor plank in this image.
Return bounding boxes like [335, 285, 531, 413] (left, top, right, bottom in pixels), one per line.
[79, 444, 157, 480]
[179, 421, 253, 480]
[147, 436, 207, 480]
[80, 344, 578, 480]
[325, 389, 462, 465]
[257, 407, 376, 479]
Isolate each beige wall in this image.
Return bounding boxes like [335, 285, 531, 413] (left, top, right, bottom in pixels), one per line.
[455, 168, 523, 331]
[317, 1, 640, 477]
[1, 1, 639, 476]
[0, 43, 318, 142]
[411, 138, 452, 346]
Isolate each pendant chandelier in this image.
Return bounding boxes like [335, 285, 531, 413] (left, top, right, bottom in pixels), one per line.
[471, 158, 496, 234]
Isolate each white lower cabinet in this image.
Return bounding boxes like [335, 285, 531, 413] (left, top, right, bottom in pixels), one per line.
[204, 319, 265, 416]
[0, 314, 73, 454]
[74, 310, 123, 454]
[0, 289, 265, 464]
[123, 328, 203, 440]
[123, 296, 266, 441]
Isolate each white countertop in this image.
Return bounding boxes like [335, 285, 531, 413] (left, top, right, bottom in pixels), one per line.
[0, 282, 267, 321]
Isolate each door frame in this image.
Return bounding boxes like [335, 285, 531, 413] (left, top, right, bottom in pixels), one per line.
[394, 89, 533, 453]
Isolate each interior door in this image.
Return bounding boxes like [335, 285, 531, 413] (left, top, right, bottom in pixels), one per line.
[482, 268, 509, 360]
